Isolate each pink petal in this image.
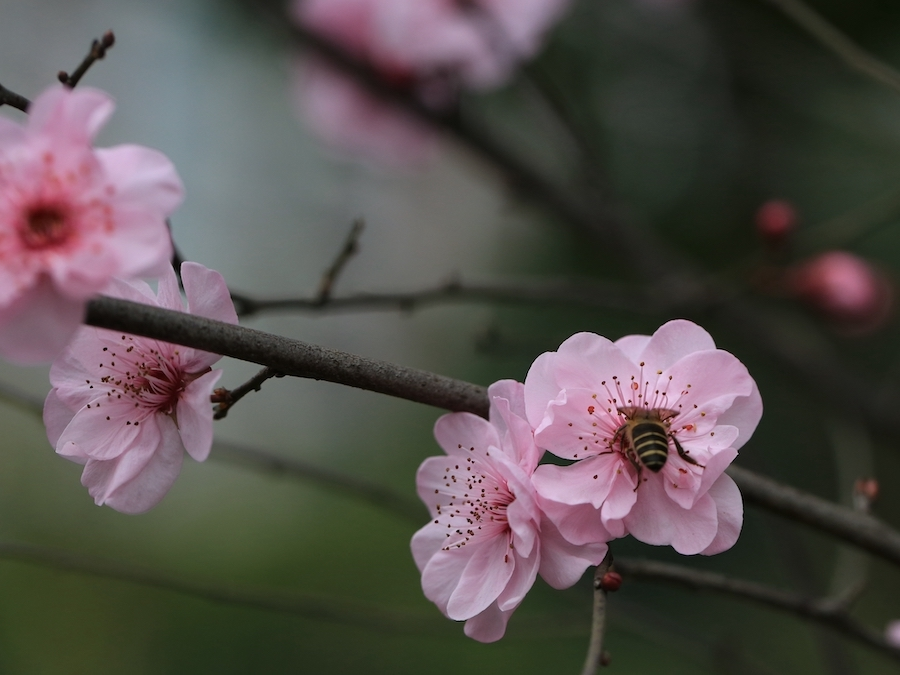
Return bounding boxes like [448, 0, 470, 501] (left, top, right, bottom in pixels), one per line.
[523, 350, 563, 427]
[532, 388, 618, 460]
[700, 474, 743, 555]
[56, 397, 148, 461]
[532, 454, 625, 509]
[613, 334, 650, 361]
[43, 389, 75, 448]
[433, 412, 499, 459]
[633, 319, 717, 371]
[506, 497, 538, 559]
[489, 384, 541, 472]
[155, 261, 184, 313]
[182, 261, 239, 325]
[446, 534, 515, 620]
[716, 381, 763, 450]
[175, 369, 221, 462]
[538, 508, 609, 589]
[0, 277, 85, 364]
[554, 332, 640, 392]
[420, 543, 478, 612]
[624, 478, 719, 554]
[495, 550, 539, 611]
[82, 415, 184, 514]
[410, 522, 447, 573]
[463, 602, 514, 643]
[27, 85, 114, 144]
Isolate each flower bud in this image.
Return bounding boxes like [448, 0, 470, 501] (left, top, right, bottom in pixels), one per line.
[599, 571, 623, 592]
[755, 199, 797, 247]
[786, 251, 892, 332]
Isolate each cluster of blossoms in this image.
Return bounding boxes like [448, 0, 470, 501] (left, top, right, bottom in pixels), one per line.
[290, 0, 572, 164]
[412, 319, 762, 641]
[1, 84, 236, 511]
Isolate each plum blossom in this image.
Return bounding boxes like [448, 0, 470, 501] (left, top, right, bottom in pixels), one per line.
[524, 320, 762, 555]
[0, 85, 182, 363]
[786, 251, 892, 332]
[290, 0, 572, 164]
[43, 262, 237, 514]
[411, 380, 609, 642]
[886, 620, 900, 648]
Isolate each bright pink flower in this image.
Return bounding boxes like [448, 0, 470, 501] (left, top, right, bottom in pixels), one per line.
[0, 85, 182, 363]
[411, 380, 609, 642]
[43, 262, 237, 514]
[524, 320, 762, 555]
[786, 251, 892, 331]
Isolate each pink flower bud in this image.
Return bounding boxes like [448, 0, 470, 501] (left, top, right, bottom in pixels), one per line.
[755, 199, 797, 246]
[599, 571, 623, 592]
[786, 251, 892, 331]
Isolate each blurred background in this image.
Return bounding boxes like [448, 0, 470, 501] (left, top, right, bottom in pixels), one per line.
[2, 0, 900, 672]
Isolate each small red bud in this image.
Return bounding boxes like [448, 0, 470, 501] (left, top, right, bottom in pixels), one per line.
[600, 571, 623, 592]
[755, 199, 797, 246]
[854, 477, 879, 503]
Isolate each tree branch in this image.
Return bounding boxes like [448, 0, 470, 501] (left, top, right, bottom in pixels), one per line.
[213, 366, 283, 420]
[0, 83, 30, 112]
[84, 295, 489, 417]
[759, 0, 900, 96]
[581, 551, 614, 675]
[616, 557, 900, 662]
[57, 30, 115, 88]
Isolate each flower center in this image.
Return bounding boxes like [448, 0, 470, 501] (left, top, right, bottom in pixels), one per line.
[21, 204, 71, 249]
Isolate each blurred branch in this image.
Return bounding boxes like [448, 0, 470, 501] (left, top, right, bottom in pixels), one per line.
[212, 366, 283, 420]
[57, 30, 115, 88]
[0, 83, 30, 112]
[0, 538, 448, 635]
[728, 465, 900, 567]
[315, 218, 364, 303]
[760, 0, 900, 95]
[230, 276, 653, 318]
[210, 440, 425, 524]
[616, 557, 900, 663]
[581, 552, 615, 675]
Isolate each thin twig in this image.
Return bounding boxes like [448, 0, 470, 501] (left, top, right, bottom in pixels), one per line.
[211, 440, 424, 524]
[213, 366, 283, 420]
[580, 551, 614, 675]
[315, 219, 364, 303]
[759, 0, 900, 95]
[616, 557, 900, 662]
[58, 30, 115, 88]
[728, 465, 900, 568]
[0, 538, 448, 634]
[230, 277, 653, 318]
[0, 83, 30, 112]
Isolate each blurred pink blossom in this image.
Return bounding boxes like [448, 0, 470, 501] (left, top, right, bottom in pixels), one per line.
[524, 320, 762, 555]
[787, 251, 892, 331]
[886, 620, 900, 647]
[290, 0, 572, 164]
[411, 380, 609, 642]
[0, 85, 182, 363]
[43, 262, 237, 514]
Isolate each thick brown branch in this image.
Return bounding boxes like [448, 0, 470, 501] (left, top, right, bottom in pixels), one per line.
[616, 557, 900, 662]
[84, 295, 489, 417]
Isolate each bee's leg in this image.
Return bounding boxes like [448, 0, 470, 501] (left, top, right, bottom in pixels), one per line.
[672, 436, 705, 468]
[625, 449, 644, 492]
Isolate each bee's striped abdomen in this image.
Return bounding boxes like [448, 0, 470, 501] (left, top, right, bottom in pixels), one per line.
[631, 421, 669, 472]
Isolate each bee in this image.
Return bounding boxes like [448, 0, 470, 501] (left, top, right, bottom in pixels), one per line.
[612, 407, 704, 486]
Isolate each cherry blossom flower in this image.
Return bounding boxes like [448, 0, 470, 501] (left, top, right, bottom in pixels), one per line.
[411, 380, 609, 642]
[0, 85, 182, 363]
[43, 262, 237, 514]
[886, 620, 900, 648]
[524, 320, 762, 555]
[786, 251, 892, 332]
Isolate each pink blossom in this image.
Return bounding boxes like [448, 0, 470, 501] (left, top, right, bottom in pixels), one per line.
[886, 620, 900, 647]
[786, 251, 892, 332]
[754, 199, 797, 247]
[524, 320, 762, 555]
[43, 262, 237, 514]
[0, 85, 182, 363]
[411, 380, 609, 642]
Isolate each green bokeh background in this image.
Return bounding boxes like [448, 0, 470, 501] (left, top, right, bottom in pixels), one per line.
[2, 0, 900, 672]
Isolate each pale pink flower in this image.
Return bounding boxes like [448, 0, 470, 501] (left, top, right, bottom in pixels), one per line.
[886, 620, 900, 647]
[411, 380, 609, 642]
[524, 320, 762, 555]
[0, 85, 182, 363]
[43, 262, 237, 514]
[786, 251, 892, 332]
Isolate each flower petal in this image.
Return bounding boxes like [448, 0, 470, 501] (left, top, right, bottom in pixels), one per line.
[0, 277, 85, 363]
[175, 369, 221, 462]
[700, 474, 743, 555]
[463, 602, 514, 643]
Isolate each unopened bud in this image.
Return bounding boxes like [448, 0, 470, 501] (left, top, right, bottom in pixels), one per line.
[599, 571, 623, 592]
[786, 251, 892, 332]
[853, 477, 879, 511]
[755, 199, 797, 247]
